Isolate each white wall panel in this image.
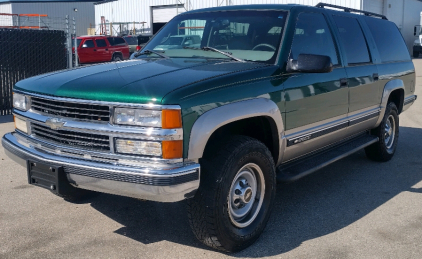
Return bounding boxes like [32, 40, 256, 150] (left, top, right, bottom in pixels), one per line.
[0, 3, 13, 26]
[95, 0, 362, 35]
[11, 2, 95, 36]
[402, 0, 422, 52]
[153, 5, 185, 23]
[363, 0, 384, 15]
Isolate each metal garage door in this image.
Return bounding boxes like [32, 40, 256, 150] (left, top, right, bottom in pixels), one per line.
[152, 5, 185, 23]
[363, 0, 384, 15]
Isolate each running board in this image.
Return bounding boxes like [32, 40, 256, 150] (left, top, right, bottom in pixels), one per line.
[277, 134, 379, 182]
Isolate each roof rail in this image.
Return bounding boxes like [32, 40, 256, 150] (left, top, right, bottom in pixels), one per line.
[315, 2, 388, 20]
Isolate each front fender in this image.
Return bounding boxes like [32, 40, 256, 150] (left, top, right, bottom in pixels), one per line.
[187, 98, 285, 165]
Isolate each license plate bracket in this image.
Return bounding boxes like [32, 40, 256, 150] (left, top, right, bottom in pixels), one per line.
[27, 161, 67, 195]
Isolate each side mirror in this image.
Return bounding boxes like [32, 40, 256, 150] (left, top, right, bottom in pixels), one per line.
[82, 44, 88, 48]
[287, 54, 333, 73]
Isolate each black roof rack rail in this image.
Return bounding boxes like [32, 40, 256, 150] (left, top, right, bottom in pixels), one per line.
[315, 2, 388, 20]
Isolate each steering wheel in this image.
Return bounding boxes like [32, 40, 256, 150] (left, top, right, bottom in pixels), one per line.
[252, 43, 276, 51]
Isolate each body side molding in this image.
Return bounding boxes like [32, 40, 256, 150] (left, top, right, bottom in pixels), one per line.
[375, 79, 404, 127]
[187, 98, 285, 165]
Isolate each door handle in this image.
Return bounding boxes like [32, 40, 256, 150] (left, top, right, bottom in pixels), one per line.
[93, 49, 97, 51]
[340, 78, 348, 87]
[373, 73, 379, 81]
[105, 49, 108, 51]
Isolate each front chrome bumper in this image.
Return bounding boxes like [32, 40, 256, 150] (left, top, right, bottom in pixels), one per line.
[2, 132, 200, 202]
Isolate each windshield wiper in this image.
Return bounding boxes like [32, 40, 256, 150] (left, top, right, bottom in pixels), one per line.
[183, 46, 245, 62]
[134, 49, 169, 58]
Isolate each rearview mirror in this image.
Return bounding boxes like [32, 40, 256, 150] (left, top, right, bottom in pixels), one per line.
[287, 54, 333, 73]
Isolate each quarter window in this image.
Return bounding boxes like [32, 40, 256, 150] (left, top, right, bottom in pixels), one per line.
[332, 16, 371, 64]
[364, 17, 410, 62]
[290, 13, 339, 65]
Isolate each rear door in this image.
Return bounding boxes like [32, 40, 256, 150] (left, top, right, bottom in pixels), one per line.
[78, 39, 96, 63]
[95, 38, 109, 62]
[331, 15, 381, 115]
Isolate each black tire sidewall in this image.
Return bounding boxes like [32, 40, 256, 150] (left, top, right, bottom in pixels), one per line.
[212, 140, 276, 249]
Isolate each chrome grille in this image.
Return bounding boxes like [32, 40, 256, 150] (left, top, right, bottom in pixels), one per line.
[31, 123, 110, 151]
[31, 97, 110, 122]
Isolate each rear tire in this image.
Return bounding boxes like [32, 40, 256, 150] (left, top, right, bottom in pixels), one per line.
[365, 102, 399, 162]
[112, 53, 123, 61]
[413, 51, 419, 58]
[187, 136, 276, 252]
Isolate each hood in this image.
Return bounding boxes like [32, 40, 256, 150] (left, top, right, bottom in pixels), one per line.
[15, 58, 267, 104]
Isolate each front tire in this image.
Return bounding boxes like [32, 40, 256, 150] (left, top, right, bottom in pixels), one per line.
[187, 136, 276, 252]
[365, 102, 399, 162]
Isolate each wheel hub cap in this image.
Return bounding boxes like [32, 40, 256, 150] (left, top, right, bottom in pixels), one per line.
[228, 163, 265, 228]
[384, 115, 395, 149]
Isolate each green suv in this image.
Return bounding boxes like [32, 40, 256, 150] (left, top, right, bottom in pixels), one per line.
[2, 3, 418, 252]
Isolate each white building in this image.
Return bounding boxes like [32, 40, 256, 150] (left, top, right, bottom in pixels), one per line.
[94, 0, 422, 52]
[0, 0, 96, 36]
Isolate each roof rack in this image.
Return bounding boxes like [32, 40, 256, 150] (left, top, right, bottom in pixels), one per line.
[315, 2, 388, 20]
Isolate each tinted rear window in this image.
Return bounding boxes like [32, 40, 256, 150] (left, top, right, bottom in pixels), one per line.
[96, 39, 107, 47]
[107, 37, 127, 46]
[332, 15, 371, 64]
[138, 36, 150, 44]
[124, 37, 138, 45]
[364, 17, 410, 62]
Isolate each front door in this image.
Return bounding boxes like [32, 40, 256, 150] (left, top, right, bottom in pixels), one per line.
[78, 39, 96, 63]
[283, 12, 349, 161]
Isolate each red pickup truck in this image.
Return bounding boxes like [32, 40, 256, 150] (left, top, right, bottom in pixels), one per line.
[74, 35, 130, 64]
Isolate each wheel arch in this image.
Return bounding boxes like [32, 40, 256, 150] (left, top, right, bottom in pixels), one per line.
[187, 98, 285, 165]
[375, 79, 404, 127]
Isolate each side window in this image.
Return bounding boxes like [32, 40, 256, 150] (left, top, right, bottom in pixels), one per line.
[82, 40, 94, 48]
[290, 13, 339, 65]
[114, 37, 126, 45]
[138, 36, 150, 44]
[364, 17, 410, 62]
[332, 16, 370, 64]
[106, 37, 115, 46]
[95, 39, 107, 47]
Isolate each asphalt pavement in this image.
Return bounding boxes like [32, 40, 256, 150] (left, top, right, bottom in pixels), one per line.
[1, 60, 422, 259]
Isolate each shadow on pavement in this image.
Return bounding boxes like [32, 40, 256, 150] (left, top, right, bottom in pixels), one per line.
[88, 126, 422, 257]
[0, 115, 13, 124]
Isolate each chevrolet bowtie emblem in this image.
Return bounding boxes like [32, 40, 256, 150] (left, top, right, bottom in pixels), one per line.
[45, 118, 65, 130]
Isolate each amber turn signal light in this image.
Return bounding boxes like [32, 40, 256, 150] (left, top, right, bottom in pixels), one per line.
[161, 109, 182, 129]
[162, 140, 183, 159]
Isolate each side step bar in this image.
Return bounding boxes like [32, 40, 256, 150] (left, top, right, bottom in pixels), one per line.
[277, 134, 379, 182]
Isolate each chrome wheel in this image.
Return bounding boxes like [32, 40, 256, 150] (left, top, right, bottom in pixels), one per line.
[384, 115, 395, 150]
[228, 163, 265, 228]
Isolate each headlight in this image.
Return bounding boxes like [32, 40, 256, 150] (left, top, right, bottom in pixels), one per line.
[115, 139, 162, 156]
[114, 108, 182, 129]
[114, 108, 161, 127]
[13, 93, 29, 111]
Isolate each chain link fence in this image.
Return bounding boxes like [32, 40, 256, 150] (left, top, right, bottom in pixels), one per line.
[0, 14, 77, 115]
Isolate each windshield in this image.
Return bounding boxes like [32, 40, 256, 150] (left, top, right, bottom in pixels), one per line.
[124, 37, 138, 45]
[159, 37, 184, 45]
[139, 10, 287, 63]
